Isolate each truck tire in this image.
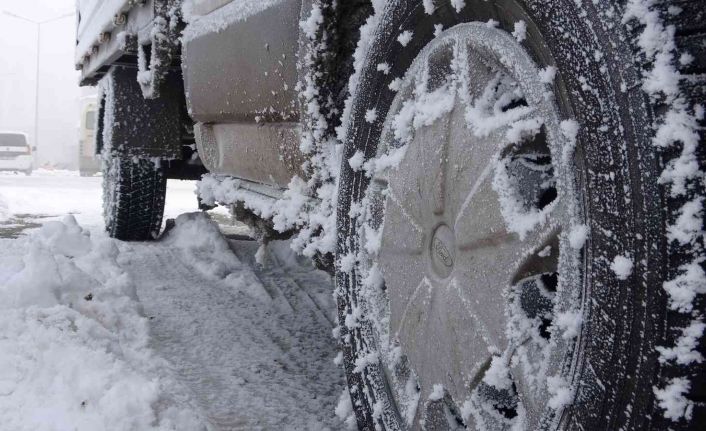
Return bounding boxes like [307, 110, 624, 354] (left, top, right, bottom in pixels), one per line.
[103, 155, 166, 241]
[94, 65, 183, 242]
[335, 1, 704, 430]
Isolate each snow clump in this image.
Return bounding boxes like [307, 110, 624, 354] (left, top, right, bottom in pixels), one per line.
[423, 0, 435, 15]
[300, 3, 324, 40]
[483, 356, 512, 389]
[610, 254, 633, 280]
[656, 321, 705, 365]
[662, 260, 706, 313]
[334, 389, 357, 429]
[450, 0, 465, 13]
[555, 310, 583, 340]
[397, 30, 413, 47]
[349, 150, 365, 172]
[547, 375, 574, 410]
[654, 378, 694, 422]
[512, 20, 527, 42]
[429, 384, 445, 401]
[568, 224, 589, 249]
[377, 62, 391, 75]
[164, 212, 272, 303]
[392, 83, 455, 144]
[538, 66, 556, 84]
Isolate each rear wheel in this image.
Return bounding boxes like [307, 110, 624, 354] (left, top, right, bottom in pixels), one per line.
[95, 64, 184, 241]
[335, 1, 703, 430]
[102, 154, 166, 241]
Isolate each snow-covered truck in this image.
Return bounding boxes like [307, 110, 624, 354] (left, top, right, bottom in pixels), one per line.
[75, 0, 704, 429]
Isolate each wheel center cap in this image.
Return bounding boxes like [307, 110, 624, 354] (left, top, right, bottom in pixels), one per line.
[430, 224, 455, 278]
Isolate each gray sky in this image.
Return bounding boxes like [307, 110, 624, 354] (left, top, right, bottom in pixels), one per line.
[0, 0, 94, 168]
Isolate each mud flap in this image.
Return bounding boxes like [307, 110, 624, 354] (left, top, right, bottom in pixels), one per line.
[98, 66, 182, 159]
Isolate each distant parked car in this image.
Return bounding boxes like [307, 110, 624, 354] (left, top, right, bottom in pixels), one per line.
[78, 97, 100, 176]
[0, 132, 33, 175]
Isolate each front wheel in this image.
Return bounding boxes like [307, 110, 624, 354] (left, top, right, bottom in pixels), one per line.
[102, 155, 166, 241]
[335, 1, 703, 430]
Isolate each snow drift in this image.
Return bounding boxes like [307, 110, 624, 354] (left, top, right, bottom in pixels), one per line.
[0, 216, 205, 431]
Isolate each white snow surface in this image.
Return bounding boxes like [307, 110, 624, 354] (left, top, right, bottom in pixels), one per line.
[125, 213, 345, 429]
[0, 171, 212, 229]
[0, 172, 346, 430]
[0, 216, 206, 431]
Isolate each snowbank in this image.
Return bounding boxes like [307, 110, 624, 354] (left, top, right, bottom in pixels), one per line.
[0, 216, 206, 431]
[163, 212, 272, 303]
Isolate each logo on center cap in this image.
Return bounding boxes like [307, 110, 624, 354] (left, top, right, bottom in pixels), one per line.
[430, 224, 455, 278]
[433, 237, 454, 267]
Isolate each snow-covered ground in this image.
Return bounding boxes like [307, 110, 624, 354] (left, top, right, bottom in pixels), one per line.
[0, 169, 210, 232]
[0, 170, 346, 430]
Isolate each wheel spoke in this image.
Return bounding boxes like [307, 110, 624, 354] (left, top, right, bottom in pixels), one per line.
[394, 277, 493, 411]
[380, 190, 426, 255]
[507, 347, 551, 429]
[446, 103, 505, 220]
[452, 245, 514, 349]
[390, 106, 453, 219]
[382, 250, 427, 337]
[415, 115, 451, 216]
[454, 171, 509, 251]
[458, 46, 498, 102]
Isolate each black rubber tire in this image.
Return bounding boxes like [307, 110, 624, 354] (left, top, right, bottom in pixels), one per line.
[335, 1, 704, 430]
[102, 155, 166, 241]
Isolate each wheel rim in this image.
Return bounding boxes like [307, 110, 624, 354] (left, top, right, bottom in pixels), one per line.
[358, 24, 584, 430]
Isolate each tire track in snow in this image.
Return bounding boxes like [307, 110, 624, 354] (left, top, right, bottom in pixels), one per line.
[117, 232, 344, 430]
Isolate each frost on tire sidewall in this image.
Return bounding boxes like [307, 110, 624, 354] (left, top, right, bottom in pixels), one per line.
[103, 154, 167, 241]
[335, 1, 703, 430]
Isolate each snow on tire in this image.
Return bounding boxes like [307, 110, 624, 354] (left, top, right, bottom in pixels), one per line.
[335, 1, 704, 430]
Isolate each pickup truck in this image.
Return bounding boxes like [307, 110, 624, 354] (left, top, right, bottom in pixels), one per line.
[75, 1, 704, 430]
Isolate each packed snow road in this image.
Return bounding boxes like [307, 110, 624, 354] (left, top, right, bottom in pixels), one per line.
[0, 171, 347, 430]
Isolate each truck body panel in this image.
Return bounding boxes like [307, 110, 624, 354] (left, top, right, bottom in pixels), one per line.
[77, 0, 308, 191]
[182, 0, 300, 123]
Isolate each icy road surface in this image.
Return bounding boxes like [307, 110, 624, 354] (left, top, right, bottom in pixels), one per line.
[0, 170, 347, 430]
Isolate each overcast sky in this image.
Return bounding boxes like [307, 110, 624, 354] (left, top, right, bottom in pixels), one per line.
[0, 0, 94, 168]
[0, 0, 74, 22]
